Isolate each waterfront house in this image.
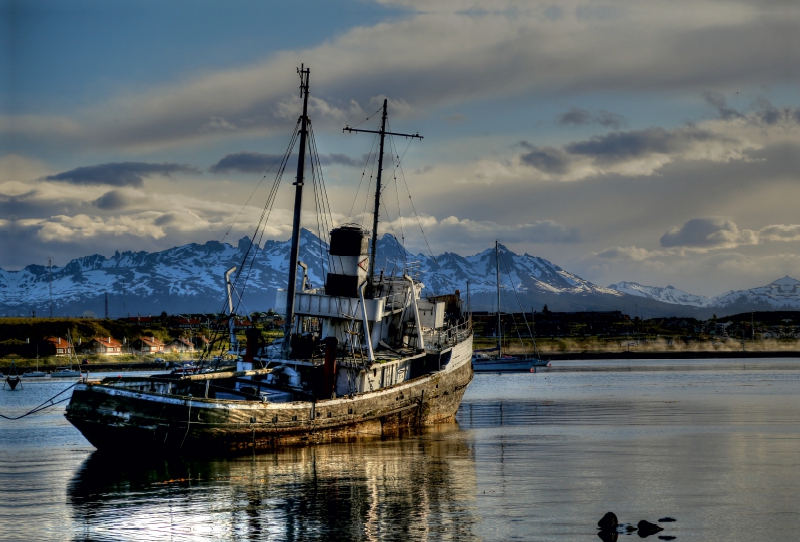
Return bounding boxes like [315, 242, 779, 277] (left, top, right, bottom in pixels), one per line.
[89, 337, 123, 355]
[44, 336, 74, 356]
[130, 336, 165, 355]
[165, 337, 194, 353]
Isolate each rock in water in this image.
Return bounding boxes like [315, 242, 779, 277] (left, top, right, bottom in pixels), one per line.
[657, 517, 676, 522]
[598, 512, 618, 530]
[636, 520, 664, 537]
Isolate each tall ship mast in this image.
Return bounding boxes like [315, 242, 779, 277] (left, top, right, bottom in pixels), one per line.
[64, 67, 474, 453]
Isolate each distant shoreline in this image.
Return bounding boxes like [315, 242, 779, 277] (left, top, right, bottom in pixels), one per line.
[541, 350, 800, 360]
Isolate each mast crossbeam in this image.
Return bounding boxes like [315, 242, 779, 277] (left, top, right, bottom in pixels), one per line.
[343, 100, 423, 296]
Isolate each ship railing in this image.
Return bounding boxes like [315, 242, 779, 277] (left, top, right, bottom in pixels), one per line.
[380, 259, 422, 281]
[423, 319, 472, 351]
[402, 260, 422, 282]
[383, 291, 409, 312]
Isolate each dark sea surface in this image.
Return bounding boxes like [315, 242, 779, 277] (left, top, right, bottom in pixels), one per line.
[2, 359, 800, 541]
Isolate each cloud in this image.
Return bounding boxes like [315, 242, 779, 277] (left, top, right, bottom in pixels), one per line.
[519, 145, 571, 174]
[6, 0, 800, 151]
[209, 151, 361, 174]
[519, 121, 759, 180]
[44, 162, 201, 187]
[556, 107, 626, 129]
[377, 214, 580, 251]
[704, 93, 800, 126]
[660, 217, 800, 250]
[754, 98, 800, 126]
[703, 91, 743, 120]
[439, 216, 580, 243]
[92, 188, 148, 211]
[595, 245, 664, 261]
[660, 217, 758, 249]
[565, 127, 734, 163]
[755, 224, 800, 243]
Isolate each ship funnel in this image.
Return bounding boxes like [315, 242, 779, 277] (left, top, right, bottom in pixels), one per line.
[325, 225, 369, 298]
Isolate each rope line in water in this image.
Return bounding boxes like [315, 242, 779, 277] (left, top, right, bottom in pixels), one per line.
[0, 382, 77, 420]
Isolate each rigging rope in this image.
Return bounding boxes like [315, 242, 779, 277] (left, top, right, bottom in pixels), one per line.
[348, 132, 380, 222]
[0, 382, 77, 420]
[385, 119, 438, 267]
[499, 249, 538, 355]
[198, 120, 302, 368]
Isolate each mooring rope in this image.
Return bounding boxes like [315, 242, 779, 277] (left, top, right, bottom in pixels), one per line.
[0, 382, 77, 420]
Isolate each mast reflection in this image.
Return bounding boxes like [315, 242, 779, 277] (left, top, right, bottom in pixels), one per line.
[68, 424, 478, 541]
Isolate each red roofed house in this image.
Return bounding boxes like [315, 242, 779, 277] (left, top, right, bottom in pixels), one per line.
[90, 336, 123, 355]
[131, 336, 165, 355]
[165, 337, 194, 353]
[44, 336, 74, 356]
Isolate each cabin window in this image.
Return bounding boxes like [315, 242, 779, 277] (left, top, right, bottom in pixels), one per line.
[348, 408, 353, 414]
[292, 415, 297, 421]
[250, 416, 256, 423]
[272, 416, 278, 423]
[327, 412, 332, 418]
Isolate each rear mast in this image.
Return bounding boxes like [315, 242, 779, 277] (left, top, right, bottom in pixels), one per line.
[282, 65, 311, 357]
[496, 240, 501, 354]
[344, 100, 422, 295]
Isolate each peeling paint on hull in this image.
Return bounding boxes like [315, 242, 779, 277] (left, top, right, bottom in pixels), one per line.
[66, 335, 473, 454]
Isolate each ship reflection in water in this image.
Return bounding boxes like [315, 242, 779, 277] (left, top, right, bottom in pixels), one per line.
[67, 425, 478, 542]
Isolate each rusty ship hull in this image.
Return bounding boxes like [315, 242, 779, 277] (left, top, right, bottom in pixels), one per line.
[65, 335, 472, 454]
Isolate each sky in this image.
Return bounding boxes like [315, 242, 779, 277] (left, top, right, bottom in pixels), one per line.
[1, 0, 799, 297]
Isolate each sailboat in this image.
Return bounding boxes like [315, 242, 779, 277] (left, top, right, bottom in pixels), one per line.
[22, 343, 47, 378]
[64, 66, 474, 454]
[472, 241, 550, 372]
[51, 332, 82, 378]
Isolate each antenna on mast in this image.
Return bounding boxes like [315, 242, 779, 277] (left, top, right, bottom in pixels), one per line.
[343, 99, 423, 294]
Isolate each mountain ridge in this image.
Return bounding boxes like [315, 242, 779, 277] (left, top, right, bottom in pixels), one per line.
[608, 277, 800, 310]
[2, 231, 795, 318]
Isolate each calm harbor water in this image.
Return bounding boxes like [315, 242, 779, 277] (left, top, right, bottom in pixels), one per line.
[2, 359, 800, 541]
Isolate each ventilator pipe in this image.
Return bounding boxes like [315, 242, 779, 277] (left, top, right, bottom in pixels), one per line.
[404, 275, 425, 352]
[358, 282, 375, 363]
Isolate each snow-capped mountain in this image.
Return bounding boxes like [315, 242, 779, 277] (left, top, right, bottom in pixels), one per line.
[608, 281, 709, 307]
[381, 238, 621, 298]
[708, 276, 800, 309]
[0, 231, 620, 316]
[5, 229, 795, 317]
[608, 276, 800, 310]
[0, 229, 330, 316]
